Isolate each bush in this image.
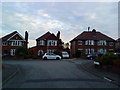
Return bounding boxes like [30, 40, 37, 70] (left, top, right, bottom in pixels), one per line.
[53, 50, 62, 56]
[15, 46, 28, 57]
[76, 50, 81, 58]
[96, 53, 118, 65]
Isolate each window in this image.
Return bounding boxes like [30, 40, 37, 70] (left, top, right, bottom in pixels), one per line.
[78, 48, 83, 51]
[38, 50, 44, 56]
[47, 40, 57, 46]
[11, 41, 22, 46]
[85, 48, 94, 54]
[109, 42, 114, 46]
[38, 40, 45, 46]
[98, 40, 106, 46]
[10, 49, 16, 56]
[78, 40, 82, 45]
[2, 42, 7, 46]
[98, 49, 106, 54]
[47, 49, 55, 53]
[85, 40, 94, 45]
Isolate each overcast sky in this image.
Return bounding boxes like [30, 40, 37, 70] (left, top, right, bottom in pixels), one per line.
[1, 2, 118, 48]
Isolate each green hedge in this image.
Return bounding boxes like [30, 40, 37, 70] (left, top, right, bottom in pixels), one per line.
[96, 53, 119, 65]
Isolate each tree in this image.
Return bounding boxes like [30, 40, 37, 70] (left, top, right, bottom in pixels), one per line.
[15, 46, 28, 57]
[64, 43, 70, 49]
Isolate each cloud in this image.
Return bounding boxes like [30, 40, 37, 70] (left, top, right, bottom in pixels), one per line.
[37, 10, 51, 18]
[1, 2, 118, 47]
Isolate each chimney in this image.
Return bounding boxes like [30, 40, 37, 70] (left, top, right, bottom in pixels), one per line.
[25, 31, 28, 48]
[88, 27, 90, 31]
[57, 31, 60, 39]
[92, 29, 96, 32]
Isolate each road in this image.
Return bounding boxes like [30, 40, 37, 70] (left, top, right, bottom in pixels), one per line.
[2, 59, 119, 88]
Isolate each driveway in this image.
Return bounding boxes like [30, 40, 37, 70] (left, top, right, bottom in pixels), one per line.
[2, 59, 119, 88]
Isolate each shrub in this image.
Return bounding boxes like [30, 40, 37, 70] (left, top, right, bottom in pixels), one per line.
[76, 50, 81, 58]
[15, 46, 28, 57]
[96, 53, 118, 65]
[53, 50, 62, 56]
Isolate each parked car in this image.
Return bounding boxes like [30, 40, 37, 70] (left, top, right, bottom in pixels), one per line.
[61, 51, 69, 59]
[86, 52, 103, 60]
[42, 53, 61, 60]
[113, 52, 120, 55]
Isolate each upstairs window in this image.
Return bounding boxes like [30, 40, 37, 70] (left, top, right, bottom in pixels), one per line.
[78, 40, 82, 45]
[109, 42, 114, 46]
[48, 40, 57, 46]
[85, 40, 94, 45]
[11, 41, 22, 46]
[2, 42, 7, 46]
[98, 40, 106, 46]
[38, 40, 45, 46]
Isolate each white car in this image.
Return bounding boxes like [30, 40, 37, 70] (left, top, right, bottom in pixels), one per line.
[62, 51, 69, 58]
[42, 53, 61, 60]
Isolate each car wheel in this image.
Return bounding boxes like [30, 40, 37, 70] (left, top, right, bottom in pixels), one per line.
[44, 57, 47, 60]
[56, 57, 60, 60]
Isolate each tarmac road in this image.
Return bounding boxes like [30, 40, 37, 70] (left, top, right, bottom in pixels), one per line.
[2, 59, 120, 88]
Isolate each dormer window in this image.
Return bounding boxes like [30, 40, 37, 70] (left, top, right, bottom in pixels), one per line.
[85, 40, 94, 45]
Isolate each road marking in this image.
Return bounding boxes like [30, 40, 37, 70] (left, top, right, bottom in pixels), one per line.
[104, 77, 112, 82]
[2, 67, 19, 85]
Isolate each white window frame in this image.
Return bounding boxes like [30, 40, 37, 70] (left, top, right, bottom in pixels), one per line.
[10, 49, 16, 56]
[47, 40, 57, 46]
[98, 49, 106, 54]
[38, 40, 45, 46]
[98, 40, 106, 46]
[85, 40, 94, 45]
[38, 50, 44, 56]
[78, 40, 83, 45]
[11, 40, 22, 46]
[85, 48, 94, 54]
[47, 49, 55, 53]
[2, 42, 7, 46]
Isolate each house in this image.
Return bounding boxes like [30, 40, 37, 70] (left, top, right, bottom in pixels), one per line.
[1, 31, 28, 57]
[70, 29, 116, 57]
[115, 38, 120, 52]
[28, 31, 64, 58]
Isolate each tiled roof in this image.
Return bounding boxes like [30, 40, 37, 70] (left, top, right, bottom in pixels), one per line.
[36, 32, 58, 40]
[71, 30, 115, 42]
[117, 38, 120, 41]
[1, 31, 18, 42]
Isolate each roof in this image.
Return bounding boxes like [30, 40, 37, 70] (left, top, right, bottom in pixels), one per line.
[36, 32, 58, 40]
[117, 38, 120, 41]
[2, 31, 17, 42]
[70, 30, 115, 42]
[1, 31, 25, 42]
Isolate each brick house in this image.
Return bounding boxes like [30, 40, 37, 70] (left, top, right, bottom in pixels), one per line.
[28, 31, 64, 58]
[115, 38, 120, 52]
[70, 29, 116, 57]
[1, 31, 28, 57]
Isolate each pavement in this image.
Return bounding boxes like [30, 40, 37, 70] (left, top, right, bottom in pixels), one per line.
[69, 59, 120, 87]
[2, 64, 19, 85]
